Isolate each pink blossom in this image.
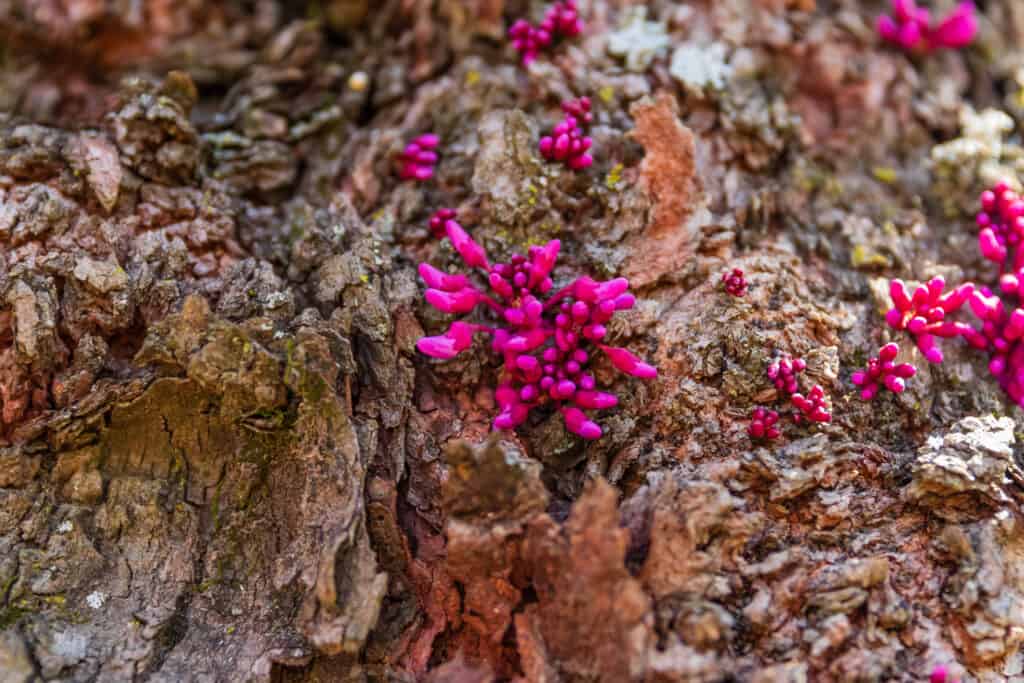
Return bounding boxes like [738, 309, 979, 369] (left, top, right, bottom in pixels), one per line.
[851, 343, 918, 400]
[877, 0, 977, 53]
[508, 0, 583, 66]
[721, 268, 748, 297]
[748, 407, 780, 440]
[398, 133, 441, 181]
[884, 277, 974, 363]
[417, 216, 656, 439]
[539, 97, 594, 171]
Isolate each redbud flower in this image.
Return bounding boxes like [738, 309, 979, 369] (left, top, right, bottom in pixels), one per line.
[398, 134, 440, 181]
[877, 0, 977, 53]
[508, 0, 583, 66]
[791, 385, 832, 424]
[416, 217, 656, 439]
[539, 97, 594, 171]
[748, 407, 780, 440]
[721, 268, 748, 297]
[884, 277, 975, 363]
[929, 666, 959, 683]
[851, 343, 917, 400]
[767, 354, 806, 395]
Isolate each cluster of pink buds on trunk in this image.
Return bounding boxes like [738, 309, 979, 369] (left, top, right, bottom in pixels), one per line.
[769, 353, 832, 423]
[851, 343, 917, 400]
[768, 354, 806, 394]
[539, 97, 594, 170]
[977, 181, 1024, 272]
[885, 277, 974, 363]
[877, 0, 977, 53]
[416, 215, 656, 440]
[508, 0, 583, 66]
[748, 407, 780, 440]
[748, 353, 831, 439]
[721, 268, 748, 297]
[398, 134, 440, 181]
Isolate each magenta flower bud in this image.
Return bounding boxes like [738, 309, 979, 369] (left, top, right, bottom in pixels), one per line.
[877, 14, 900, 42]
[601, 346, 658, 379]
[505, 329, 548, 352]
[425, 288, 479, 314]
[980, 228, 1007, 263]
[489, 273, 515, 300]
[565, 360, 580, 375]
[563, 407, 602, 440]
[574, 391, 617, 409]
[416, 150, 439, 165]
[930, 666, 949, 683]
[583, 324, 606, 340]
[890, 279, 912, 311]
[494, 404, 529, 430]
[539, 136, 555, 158]
[916, 334, 943, 364]
[504, 308, 526, 326]
[579, 374, 596, 390]
[417, 322, 477, 359]
[445, 219, 490, 270]
[571, 301, 590, 323]
[879, 343, 899, 362]
[415, 133, 440, 149]
[517, 355, 540, 373]
[419, 263, 469, 292]
[520, 384, 539, 402]
[529, 240, 560, 286]
[930, 2, 977, 49]
[554, 134, 571, 160]
[555, 380, 576, 399]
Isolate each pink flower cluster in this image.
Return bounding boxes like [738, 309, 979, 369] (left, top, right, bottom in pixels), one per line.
[851, 343, 917, 400]
[416, 216, 656, 439]
[398, 134, 440, 181]
[721, 268, 748, 297]
[880, 180, 1024, 409]
[768, 354, 832, 424]
[539, 97, 594, 171]
[877, 0, 977, 53]
[749, 353, 831, 440]
[508, 0, 583, 66]
[885, 277, 974, 363]
[747, 407, 780, 440]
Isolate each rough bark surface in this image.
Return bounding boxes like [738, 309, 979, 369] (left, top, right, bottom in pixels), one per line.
[3, 1, 1024, 682]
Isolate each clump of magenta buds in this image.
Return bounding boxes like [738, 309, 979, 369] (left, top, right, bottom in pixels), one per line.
[721, 268, 748, 297]
[398, 133, 440, 181]
[877, 0, 977, 53]
[767, 354, 806, 395]
[747, 407, 780, 440]
[749, 353, 831, 440]
[885, 276, 974, 364]
[416, 214, 656, 440]
[508, 0, 583, 66]
[539, 97, 594, 171]
[851, 343, 917, 400]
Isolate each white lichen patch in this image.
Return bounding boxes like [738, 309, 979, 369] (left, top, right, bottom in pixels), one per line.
[931, 106, 1022, 191]
[669, 43, 732, 95]
[607, 7, 669, 72]
[56, 520, 73, 534]
[86, 590, 107, 610]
